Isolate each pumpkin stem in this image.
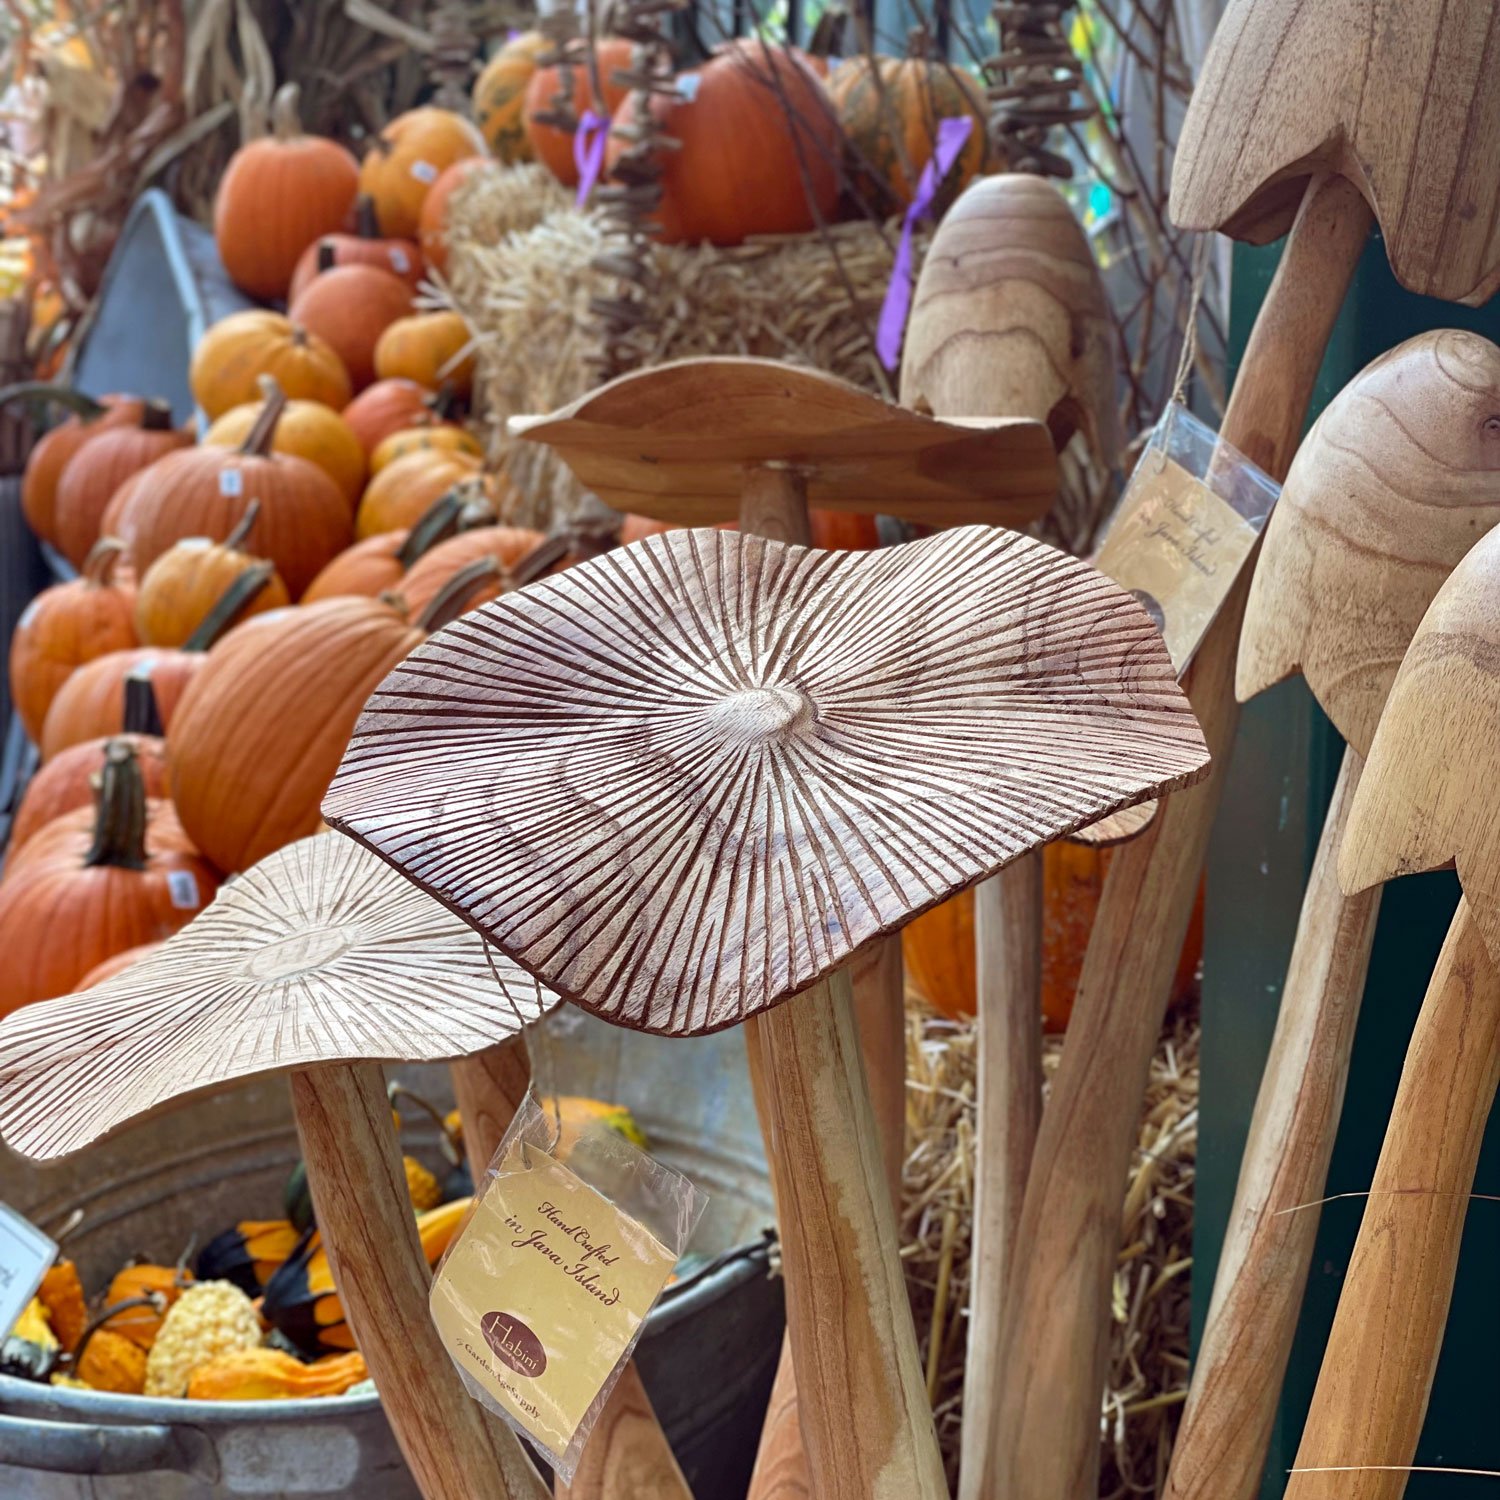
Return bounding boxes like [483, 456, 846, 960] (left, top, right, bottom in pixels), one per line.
[395, 488, 466, 569]
[429, 383, 459, 421]
[141, 399, 174, 432]
[510, 533, 571, 589]
[225, 498, 262, 553]
[242, 378, 288, 456]
[270, 82, 303, 142]
[123, 671, 163, 736]
[84, 741, 148, 872]
[906, 25, 931, 58]
[69, 1293, 168, 1371]
[316, 242, 337, 275]
[415, 556, 502, 632]
[184, 561, 278, 652]
[82, 536, 126, 588]
[355, 195, 381, 240]
[0, 382, 108, 422]
[386, 1081, 463, 1168]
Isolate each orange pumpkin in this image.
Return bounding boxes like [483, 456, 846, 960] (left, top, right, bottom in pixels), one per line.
[901, 844, 1206, 1030]
[417, 158, 491, 274]
[525, 39, 636, 186]
[167, 597, 429, 872]
[6, 794, 198, 882]
[397, 524, 556, 616]
[622, 511, 880, 550]
[104, 1263, 192, 1350]
[0, 741, 217, 1016]
[134, 505, 291, 647]
[370, 423, 482, 474]
[372, 311, 475, 396]
[287, 197, 423, 303]
[214, 84, 360, 301]
[10, 732, 169, 851]
[358, 108, 489, 239]
[40, 649, 204, 763]
[51, 404, 191, 569]
[80, 941, 163, 989]
[606, 42, 839, 245]
[108, 383, 352, 598]
[190, 311, 352, 421]
[288, 257, 414, 391]
[203, 394, 366, 511]
[341, 378, 444, 455]
[9, 539, 138, 743]
[14, 390, 149, 547]
[472, 31, 553, 161]
[828, 55, 988, 212]
[355, 451, 486, 539]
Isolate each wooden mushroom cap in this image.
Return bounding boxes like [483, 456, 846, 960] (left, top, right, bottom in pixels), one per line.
[1171, 0, 1500, 306]
[0, 834, 555, 1161]
[507, 357, 1057, 528]
[1238, 330, 1500, 755]
[1340, 524, 1500, 959]
[324, 526, 1210, 1036]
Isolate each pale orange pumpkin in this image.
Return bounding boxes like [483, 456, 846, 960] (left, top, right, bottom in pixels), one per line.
[10, 731, 170, 851]
[417, 157, 492, 274]
[355, 451, 488, 539]
[288, 256, 414, 391]
[525, 39, 636, 186]
[0, 742, 217, 1015]
[606, 42, 840, 245]
[472, 31, 552, 161]
[622, 511, 880, 550]
[341, 379, 444, 455]
[203, 394, 366, 511]
[358, 108, 489, 239]
[397, 524, 558, 616]
[190, 311, 352, 421]
[7, 794, 197, 882]
[372, 311, 475, 396]
[214, 84, 360, 301]
[80, 941, 164, 989]
[9, 539, 138, 744]
[287, 196, 424, 303]
[369, 423, 482, 474]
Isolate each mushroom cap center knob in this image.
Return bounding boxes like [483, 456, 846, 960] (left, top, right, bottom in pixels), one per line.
[708, 685, 815, 745]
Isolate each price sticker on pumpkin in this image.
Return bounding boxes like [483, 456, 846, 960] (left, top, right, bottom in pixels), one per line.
[410, 159, 438, 184]
[218, 468, 244, 498]
[431, 1094, 705, 1480]
[0, 1204, 56, 1338]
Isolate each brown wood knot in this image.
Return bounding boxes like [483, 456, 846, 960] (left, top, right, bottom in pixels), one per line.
[706, 685, 816, 745]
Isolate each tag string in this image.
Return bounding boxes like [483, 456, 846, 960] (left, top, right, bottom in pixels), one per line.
[574, 110, 610, 208]
[1271, 1187, 1500, 1218]
[1168, 235, 1210, 412]
[479, 940, 564, 1154]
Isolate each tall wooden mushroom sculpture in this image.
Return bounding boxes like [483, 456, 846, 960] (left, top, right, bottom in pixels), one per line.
[0, 835, 552, 1500]
[509, 352, 1059, 1498]
[992, 4, 1500, 1494]
[1282, 521, 1500, 1498]
[1166, 330, 1500, 1499]
[323, 523, 1211, 1500]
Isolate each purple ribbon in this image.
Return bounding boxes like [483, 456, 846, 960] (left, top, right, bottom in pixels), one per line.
[574, 110, 610, 206]
[875, 114, 974, 372]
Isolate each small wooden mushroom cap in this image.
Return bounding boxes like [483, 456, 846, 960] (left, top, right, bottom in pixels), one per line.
[900, 173, 1121, 476]
[0, 834, 555, 1161]
[507, 356, 1057, 528]
[1237, 330, 1500, 754]
[324, 526, 1211, 1036]
[1340, 524, 1500, 959]
[1171, 0, 1500, 306]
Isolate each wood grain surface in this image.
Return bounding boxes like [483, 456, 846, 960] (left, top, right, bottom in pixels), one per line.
[0, 833, 552, 1161]
[292, 1062, 549, 1500]
[1238, 329, 1500, 755]
[1171, 0, 1500, 306]
[507, 356, 1057, 528]
[899, 172, 1121, 474]
[984, 174, 1374, 1500]
[325, 526, 1208, 1036]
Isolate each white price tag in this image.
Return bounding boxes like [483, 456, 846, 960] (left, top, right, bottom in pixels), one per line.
[219, 468, 244, 498]
[389, 249, 411, 274]
[676, 73, 702, 103]
[0, 1205, 56, 1336]
[166, 870, 200, 911]
[410, 159, 439, 184]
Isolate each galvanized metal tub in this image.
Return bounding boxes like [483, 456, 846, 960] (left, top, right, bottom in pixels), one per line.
[0, 1011, 781, 1497]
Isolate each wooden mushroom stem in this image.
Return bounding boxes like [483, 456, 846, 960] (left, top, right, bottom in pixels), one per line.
[1285, 901, 1500, 1500]
[290, 1061, 549, 1500]
[987, 173, 1375, 1500]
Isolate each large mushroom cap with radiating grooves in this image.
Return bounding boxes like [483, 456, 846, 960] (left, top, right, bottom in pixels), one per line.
[507, 356, 1057, 529]
[1237, 330, 1500, 755]
[0, 834, 554, 1162]
[1170, 0, 1500, 306]
[324, 526, 1211, 1036]
[1340, 525, 1500, 963]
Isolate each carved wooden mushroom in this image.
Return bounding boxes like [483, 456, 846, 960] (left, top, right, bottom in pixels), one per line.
[992, 4, 1500, 1493]
[323, 524, 1210, 1500]
[1167, 329, 1500, 1500]
[0, 834, 552, 1500]
[1276, 523, 1500, 1498]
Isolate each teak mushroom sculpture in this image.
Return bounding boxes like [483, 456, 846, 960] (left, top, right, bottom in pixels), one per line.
[0, 834, 553, 1500]
[323, 521, 1211, 1500]
[990, 3, 1500, 1494]
[1166, 330, 1500, 1500]
[1285, 520, 1500, 1498]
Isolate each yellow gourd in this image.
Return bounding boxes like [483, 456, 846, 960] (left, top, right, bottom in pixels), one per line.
[404, 1155, 442, 1212]
[38, 1261, 88, 1352]
[145, 1281, 263, 1397]
[187, 1348, 369, 1401]
[105, 1263, 192, 1349]
[78, 1328, 147, 1395]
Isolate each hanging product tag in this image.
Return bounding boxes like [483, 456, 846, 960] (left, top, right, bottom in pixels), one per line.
[0, 1204, 57, 1336]
[1092, 401, 1279, 676]
[431, 1092, 706, 1482]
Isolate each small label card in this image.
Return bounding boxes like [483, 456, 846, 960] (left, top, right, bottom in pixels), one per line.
[430, 1139, 677, 1460]
[0, 1204, 56, 1335]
